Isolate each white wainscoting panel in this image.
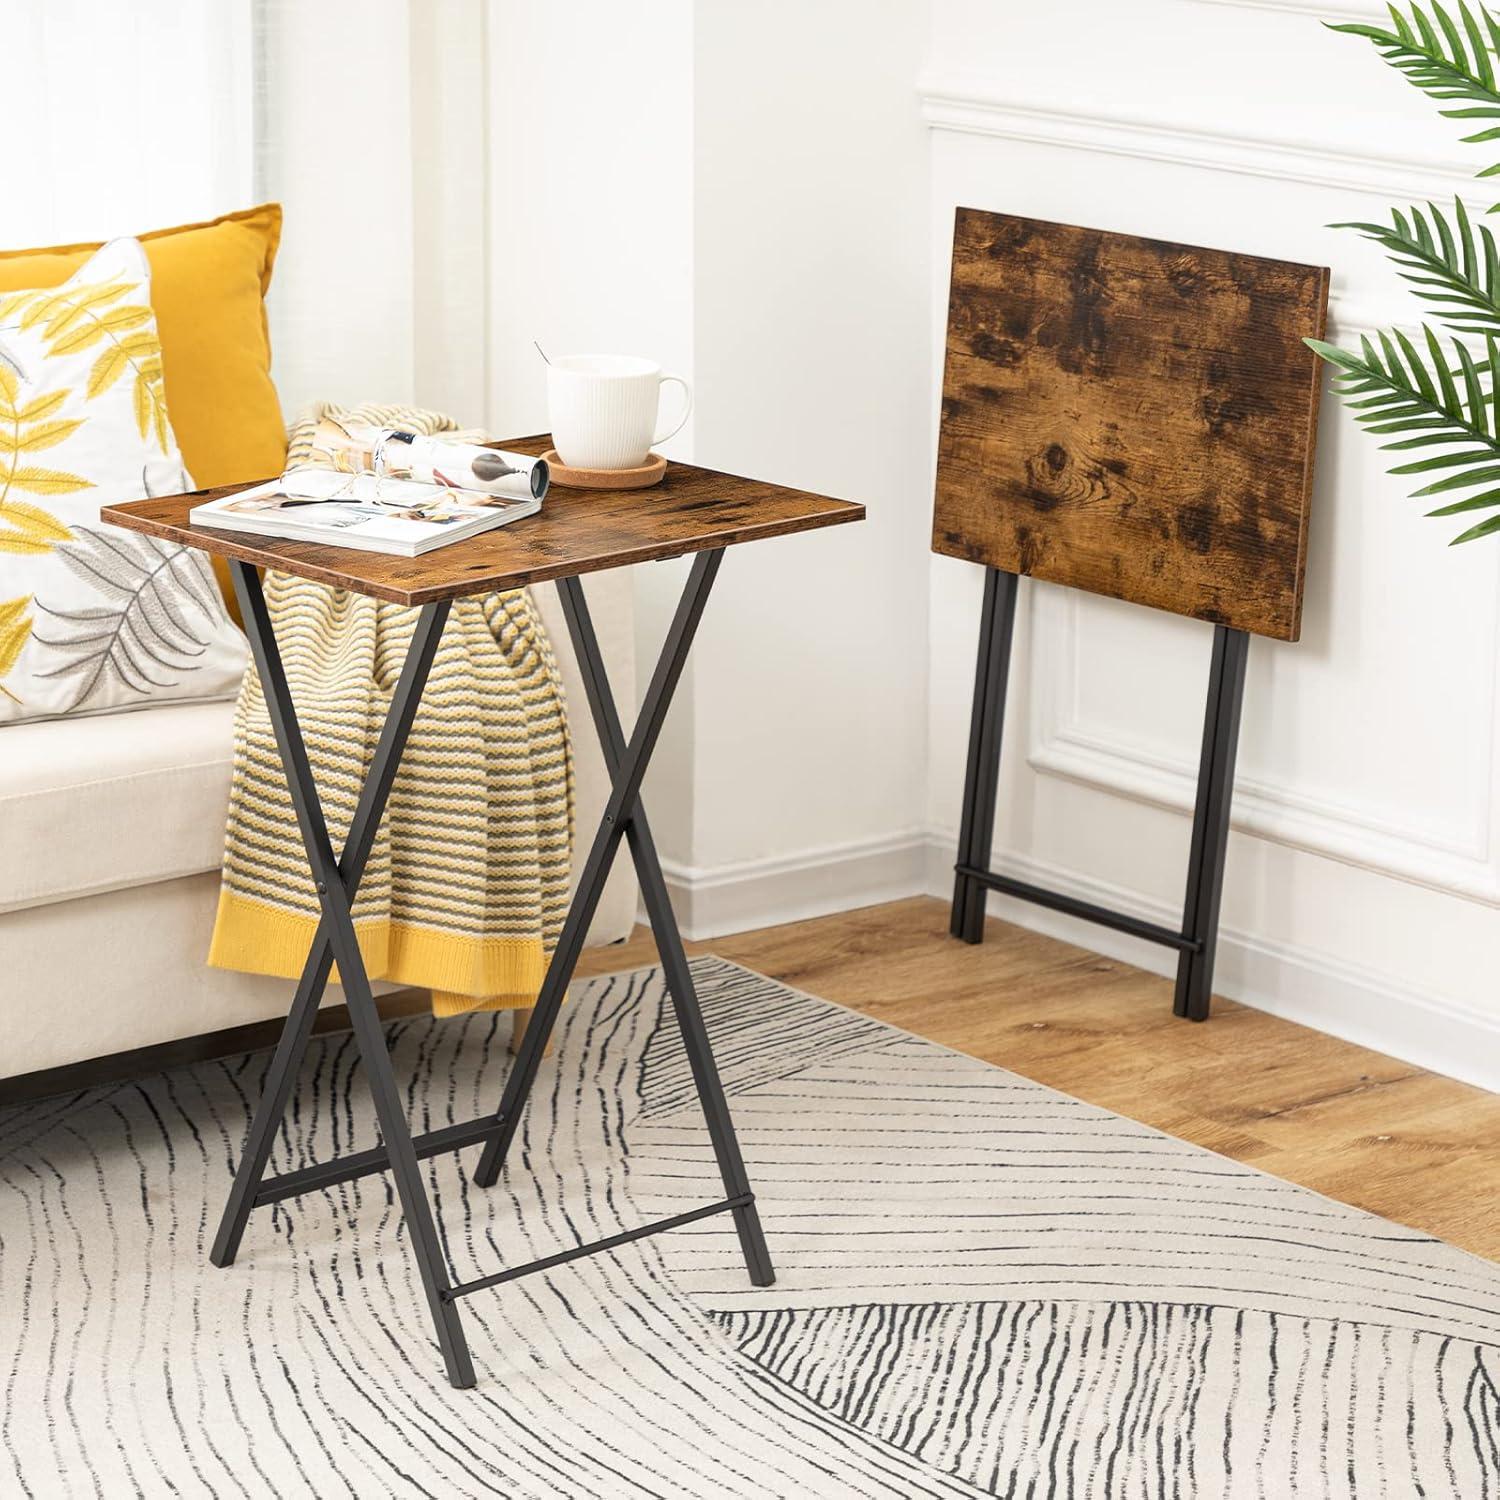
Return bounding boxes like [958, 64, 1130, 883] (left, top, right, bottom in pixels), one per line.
[650, 822, 1500, 1094]
[1024, 583, 1500, 906]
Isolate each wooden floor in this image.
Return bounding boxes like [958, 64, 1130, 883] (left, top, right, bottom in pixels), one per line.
[576, 897, 1500, 1262]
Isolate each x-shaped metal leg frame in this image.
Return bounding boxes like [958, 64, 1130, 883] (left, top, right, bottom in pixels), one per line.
[208, 552, 772, 1390]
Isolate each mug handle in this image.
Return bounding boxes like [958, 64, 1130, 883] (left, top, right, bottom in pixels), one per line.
[652, 373, 693, 448]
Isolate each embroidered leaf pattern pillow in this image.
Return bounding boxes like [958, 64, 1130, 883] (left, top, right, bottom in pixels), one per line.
[1, 272, 169, 452]
[0, 237, 246, 721]
[0, 594, 31, 706]
[0, 363, 81, 553]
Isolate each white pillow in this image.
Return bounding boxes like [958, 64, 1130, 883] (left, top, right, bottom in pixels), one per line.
[0, 237, 246, 722]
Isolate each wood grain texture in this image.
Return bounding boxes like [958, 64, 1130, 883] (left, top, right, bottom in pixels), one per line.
[102, 435, 864, 605]
[11, 898, 1493, 1260]
[932, 209, 1329, 641]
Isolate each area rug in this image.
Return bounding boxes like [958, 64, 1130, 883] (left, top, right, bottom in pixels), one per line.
[1, 957, 1497, 1497]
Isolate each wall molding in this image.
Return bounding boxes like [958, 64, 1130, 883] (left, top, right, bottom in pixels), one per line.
[917, 70, 1481, 340]
[1192, 0, 1383, 18]
[918, 72, 1491, 207]
[1024, 590, 1500, 906]
[658, 829, 932, 942]
[1029, 723, 1500, 903]
[656, 828, 1500, 1092]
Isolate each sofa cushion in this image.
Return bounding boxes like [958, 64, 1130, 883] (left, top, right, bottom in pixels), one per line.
[0, 204, 285, 492]
[0, 698, 235, 913]
[0, 237, 249, 722]
[0, 204, 288, 619]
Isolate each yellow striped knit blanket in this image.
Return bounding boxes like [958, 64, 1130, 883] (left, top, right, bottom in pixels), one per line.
[208, 403, 573, 1017]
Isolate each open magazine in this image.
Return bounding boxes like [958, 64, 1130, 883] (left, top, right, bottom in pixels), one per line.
[191, 418, 550, 557]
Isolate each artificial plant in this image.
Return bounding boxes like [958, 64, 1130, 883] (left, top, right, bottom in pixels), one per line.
[1312, 1, 1500, 542]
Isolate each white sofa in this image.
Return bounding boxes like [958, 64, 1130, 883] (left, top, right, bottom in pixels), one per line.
[0, 575, 637, 1081]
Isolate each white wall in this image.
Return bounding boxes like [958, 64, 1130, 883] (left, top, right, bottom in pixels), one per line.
[256, 0, 505, 422]
[257, 0, 932, 922]
[486, 0, 1500, 1093]
[255, 0, 418, 417]
[481, 0, 932, 921]
[679, 0, 933, 923]
[921, 0, 1500, 1091]
[484, 0, 697, 851]
[410, 0, 491, 422]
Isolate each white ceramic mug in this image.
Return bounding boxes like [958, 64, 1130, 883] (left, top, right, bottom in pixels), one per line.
[546, 354, 693, 470]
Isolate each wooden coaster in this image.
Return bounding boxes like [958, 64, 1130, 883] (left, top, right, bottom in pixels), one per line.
[541, 448, 667, 490]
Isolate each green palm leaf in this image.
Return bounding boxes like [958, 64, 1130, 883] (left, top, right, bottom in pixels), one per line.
[1318, 1, 1500, 544]
[1332, 198, 1500, 334]
[1306, 327, 1500, 541]
[1331, 3, 1500, 168]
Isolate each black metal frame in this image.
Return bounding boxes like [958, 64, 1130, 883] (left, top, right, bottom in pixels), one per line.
[950, 566, 1250, 1022]
[211, 553, 772, 1389]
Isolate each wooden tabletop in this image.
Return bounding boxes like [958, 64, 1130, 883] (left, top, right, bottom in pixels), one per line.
[932, 210, 1327, 642]
[102, 436, 865, 606]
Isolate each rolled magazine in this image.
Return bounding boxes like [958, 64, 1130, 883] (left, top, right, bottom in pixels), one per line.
[290, 416, 549, 502]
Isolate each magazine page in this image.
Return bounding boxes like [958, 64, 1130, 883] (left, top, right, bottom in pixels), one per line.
[190, 478, 539, 555]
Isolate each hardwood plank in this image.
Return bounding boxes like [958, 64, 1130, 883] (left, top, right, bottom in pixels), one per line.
[932, 209, 1329, 640]
[101, 435, 864, 605]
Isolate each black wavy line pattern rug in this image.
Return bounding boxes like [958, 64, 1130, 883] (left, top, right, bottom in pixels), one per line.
[1, 956, 1497, 1497]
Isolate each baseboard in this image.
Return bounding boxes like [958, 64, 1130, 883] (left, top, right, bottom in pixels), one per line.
[656, 830, 932, 942]
[919, 836, 1500, 1096]
[656, 826, 1500, 1094]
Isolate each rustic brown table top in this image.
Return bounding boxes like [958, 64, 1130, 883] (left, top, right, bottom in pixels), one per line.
[102, 435, 865, 606]
[932, 209, 1328, 642]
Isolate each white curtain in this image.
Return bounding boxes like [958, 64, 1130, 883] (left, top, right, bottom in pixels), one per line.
[5, 0, 489, 426]
[251, 0, 489, 421]
[3, 0, 254, 248]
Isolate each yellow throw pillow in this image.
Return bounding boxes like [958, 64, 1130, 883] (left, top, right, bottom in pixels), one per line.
[0, 238, 248, 721]
[0, 204, 288, 616]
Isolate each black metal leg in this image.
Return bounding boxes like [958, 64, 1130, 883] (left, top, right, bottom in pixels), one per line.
[471, 555, 765, 1251]
[210, 947, 334, 1268]
[211, 581, 451, 1270]
[221, 562, 475, 1389]
[1174, 626, 1250, 1022]
[948, 575, 1249, 1026]
[950, 568, 1019, 943]
[547, 572, 773, 1286]
[472, 555, 724, 1190]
